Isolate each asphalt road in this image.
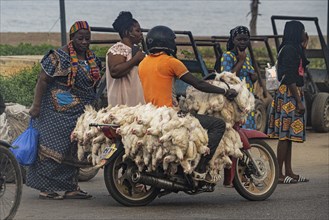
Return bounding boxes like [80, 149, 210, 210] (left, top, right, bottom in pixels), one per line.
[13, 130, 329, 220]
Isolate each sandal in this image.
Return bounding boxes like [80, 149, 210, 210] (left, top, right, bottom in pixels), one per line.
[64, 189, 92, 199]
[39, 192, 64, 200]
[278, 176, 298, 184]
[294, 175, 309, 183]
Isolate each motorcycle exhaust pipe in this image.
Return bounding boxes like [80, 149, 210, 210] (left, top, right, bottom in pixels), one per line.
[131, 171, 189, 191]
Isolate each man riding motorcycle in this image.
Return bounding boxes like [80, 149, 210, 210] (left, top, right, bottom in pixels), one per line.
[138, 25, 238, 182]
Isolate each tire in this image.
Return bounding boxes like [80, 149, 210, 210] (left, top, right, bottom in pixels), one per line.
[254, 99, 267, 133]
[78, 167, 100, 182]
[311, 92, 329, 132]
[233, 139, 279, 201]
[103, 150, 158, 206]
[5, 165, 26, 184]
[0, 144, 23, 220]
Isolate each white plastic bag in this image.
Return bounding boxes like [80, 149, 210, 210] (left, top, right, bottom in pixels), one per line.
[265, 63, 280, 91]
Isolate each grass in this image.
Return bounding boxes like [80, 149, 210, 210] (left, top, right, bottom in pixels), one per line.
[0, 65, 40, 106]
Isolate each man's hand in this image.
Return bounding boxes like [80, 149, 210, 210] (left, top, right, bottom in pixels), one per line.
[225, 89, 238, 101]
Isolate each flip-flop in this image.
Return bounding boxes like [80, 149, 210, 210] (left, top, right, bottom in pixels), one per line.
[278, 176, 298, 184]
[64, 190, 92, 199]
[39, 192, 64, 200]
[295, 175, 309, 183]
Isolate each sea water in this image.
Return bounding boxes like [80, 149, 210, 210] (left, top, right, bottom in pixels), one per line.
[0, 0, 327, 36]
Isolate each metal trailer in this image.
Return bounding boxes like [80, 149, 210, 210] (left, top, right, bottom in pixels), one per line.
[271, 15, 329, 132]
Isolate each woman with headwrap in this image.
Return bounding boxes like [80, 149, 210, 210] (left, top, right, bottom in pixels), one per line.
[220, 26, 257, 130]
[267, 20, 309, 184]
[26, 21, 102, 199]
[106, 11, 145, 107]
[220, 26, 257, 188]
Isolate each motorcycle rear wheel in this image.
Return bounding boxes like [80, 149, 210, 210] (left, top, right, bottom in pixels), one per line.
[104, 150, 158, 206]
[233, 139, 278, 201]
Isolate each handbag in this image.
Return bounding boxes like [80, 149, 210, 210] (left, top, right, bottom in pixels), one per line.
[265, 63, 280, 91]
[265, 46, 286, 91]
[10, 118, 39, 165]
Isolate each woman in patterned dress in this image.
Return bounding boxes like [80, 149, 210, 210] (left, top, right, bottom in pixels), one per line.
[27, 21, 102, 199]
[267, 21, 309, 184]
[220, 26, 258, 130]
[106, 11, 145, 107]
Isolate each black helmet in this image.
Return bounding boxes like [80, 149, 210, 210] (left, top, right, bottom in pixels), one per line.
[146, 25, 177, 56]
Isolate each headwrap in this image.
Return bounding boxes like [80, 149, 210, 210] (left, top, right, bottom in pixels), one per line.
[69, 21, 91, 39]
[226, 26, 250, 51]
[67, 21, 100, 87]
[279, 20, 304, 51]
[279, 20, 309, 68]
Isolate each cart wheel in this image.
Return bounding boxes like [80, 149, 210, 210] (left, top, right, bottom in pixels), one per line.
[254, 99, 267, 133]
[311, 92, 329, 132]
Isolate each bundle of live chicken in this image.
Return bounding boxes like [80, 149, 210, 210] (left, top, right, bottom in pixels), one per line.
[72, 103, 210, 175]
[178, 71, 255, 177]
[72, 71, 255, 179]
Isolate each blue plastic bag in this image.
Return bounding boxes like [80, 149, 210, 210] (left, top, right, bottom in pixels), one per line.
[11, 119, 39, 165]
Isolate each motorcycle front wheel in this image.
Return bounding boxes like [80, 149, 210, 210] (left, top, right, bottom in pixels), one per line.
[233, 139, 278, 201]
[104, 150, 158, 206]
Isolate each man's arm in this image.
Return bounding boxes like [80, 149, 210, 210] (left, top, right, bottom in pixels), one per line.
[180, 72, 226, 94]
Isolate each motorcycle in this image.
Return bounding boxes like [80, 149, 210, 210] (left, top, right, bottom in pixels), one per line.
[90, 123, 279, 206]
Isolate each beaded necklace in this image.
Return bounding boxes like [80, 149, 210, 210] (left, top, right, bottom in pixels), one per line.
[67, 41, 100, 87]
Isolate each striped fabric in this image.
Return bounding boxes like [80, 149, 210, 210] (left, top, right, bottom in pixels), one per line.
[69, 21, 91, 36]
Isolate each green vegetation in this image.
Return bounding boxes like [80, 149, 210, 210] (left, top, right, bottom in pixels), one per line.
[0, 43, 55, 56]
[0, 65, 40, 106]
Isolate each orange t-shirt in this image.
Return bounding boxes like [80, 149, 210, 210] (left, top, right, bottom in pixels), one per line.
[138, 52, 188, 107]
